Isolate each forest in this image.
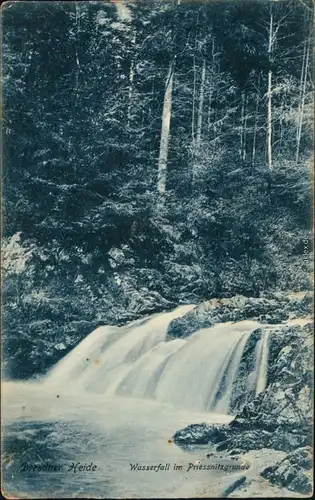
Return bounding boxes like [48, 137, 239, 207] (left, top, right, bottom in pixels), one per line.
[2, 0, 313, 379]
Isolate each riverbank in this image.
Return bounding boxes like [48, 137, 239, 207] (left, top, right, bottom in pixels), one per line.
[172, 297, 313, 497]
[2, 294, 313, 497]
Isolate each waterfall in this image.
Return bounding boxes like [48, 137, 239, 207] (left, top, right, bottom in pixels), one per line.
[255, 328, 271, 395]
[116, 339, 186, 399]
[211, 331, 252, 414]
[45, 306, 270, 415]
[44, 305, 195, 391]
[153, 321, 259, 413]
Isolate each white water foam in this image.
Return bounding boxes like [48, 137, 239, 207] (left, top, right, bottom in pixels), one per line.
[255, 328, 271, 395]
[45, 306, 267, 414]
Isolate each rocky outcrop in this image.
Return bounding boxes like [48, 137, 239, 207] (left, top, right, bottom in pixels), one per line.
[174, 418, 311, 456]
[174, 322, 312, 446]
[228, 327, 262, 413]
[261, 447, 313, 494]
[173, 319, 313, 495]
[173, 423, 230, 447]
[233, 322, 313, 434]
[166, 292, 312, 340]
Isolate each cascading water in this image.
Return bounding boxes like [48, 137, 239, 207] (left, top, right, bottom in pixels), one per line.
[45, 306, 269, 414]
[211, 330, 252, 413]
[153, 321, 260, 413]
[45, 305, 195, 391]
[255, 327, 271, 395]
[4, 305, 275, 499]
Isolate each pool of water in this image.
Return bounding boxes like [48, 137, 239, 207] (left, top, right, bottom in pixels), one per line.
[2, 381, 237, 498]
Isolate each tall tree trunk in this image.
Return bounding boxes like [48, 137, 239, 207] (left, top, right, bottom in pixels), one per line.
[207, 41, 215, 134]
[157, 61, 174, 198]
[252, 75, 260, 172]
[296, 36, 310, 163]
[207, 79, 213, 133]
[267, 7, 273, 171]
[279, 102, 284, 154]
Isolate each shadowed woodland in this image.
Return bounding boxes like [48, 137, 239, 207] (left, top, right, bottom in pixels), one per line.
[2, 0, 313, 378]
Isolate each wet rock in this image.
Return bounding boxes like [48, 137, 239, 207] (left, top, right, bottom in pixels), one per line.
[174, 422, 310, 455]
[289, 472, 313, 495]
[288, 446, 313, 470]
[173, 423, 229, 447]
[173, 323, 312, 458]
[228, 328, 263, 414]
[229, 449, 242, 456]
[126, 289, 175, 315]
[215, 427, 311, 454]
[217, 326, 312, 454]
[216, 430, 268, 453]
[166, 293, 312, 341]
[261, 447, 313, 494]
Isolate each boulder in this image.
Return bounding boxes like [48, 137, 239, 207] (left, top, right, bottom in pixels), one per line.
[261, 447, 313, 494]
[173, 423, 229, 447]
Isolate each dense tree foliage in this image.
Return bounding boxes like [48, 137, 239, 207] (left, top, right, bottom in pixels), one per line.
[2, 0, 313, 378]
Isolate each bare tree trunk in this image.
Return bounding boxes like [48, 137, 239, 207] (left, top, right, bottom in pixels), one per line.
[207, 82, 213, 133]
[294, 39, 306, 156]
[296, 36, 310, 163]
[207, 41, 215, 133]
[157, 61, 175, 199]
[279, 103, 284, 154]
[252, 76, 260, 172]
[267, 8, 273, 171]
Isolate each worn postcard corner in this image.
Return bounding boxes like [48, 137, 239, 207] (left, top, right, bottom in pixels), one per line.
[1, 0, 314, 498]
